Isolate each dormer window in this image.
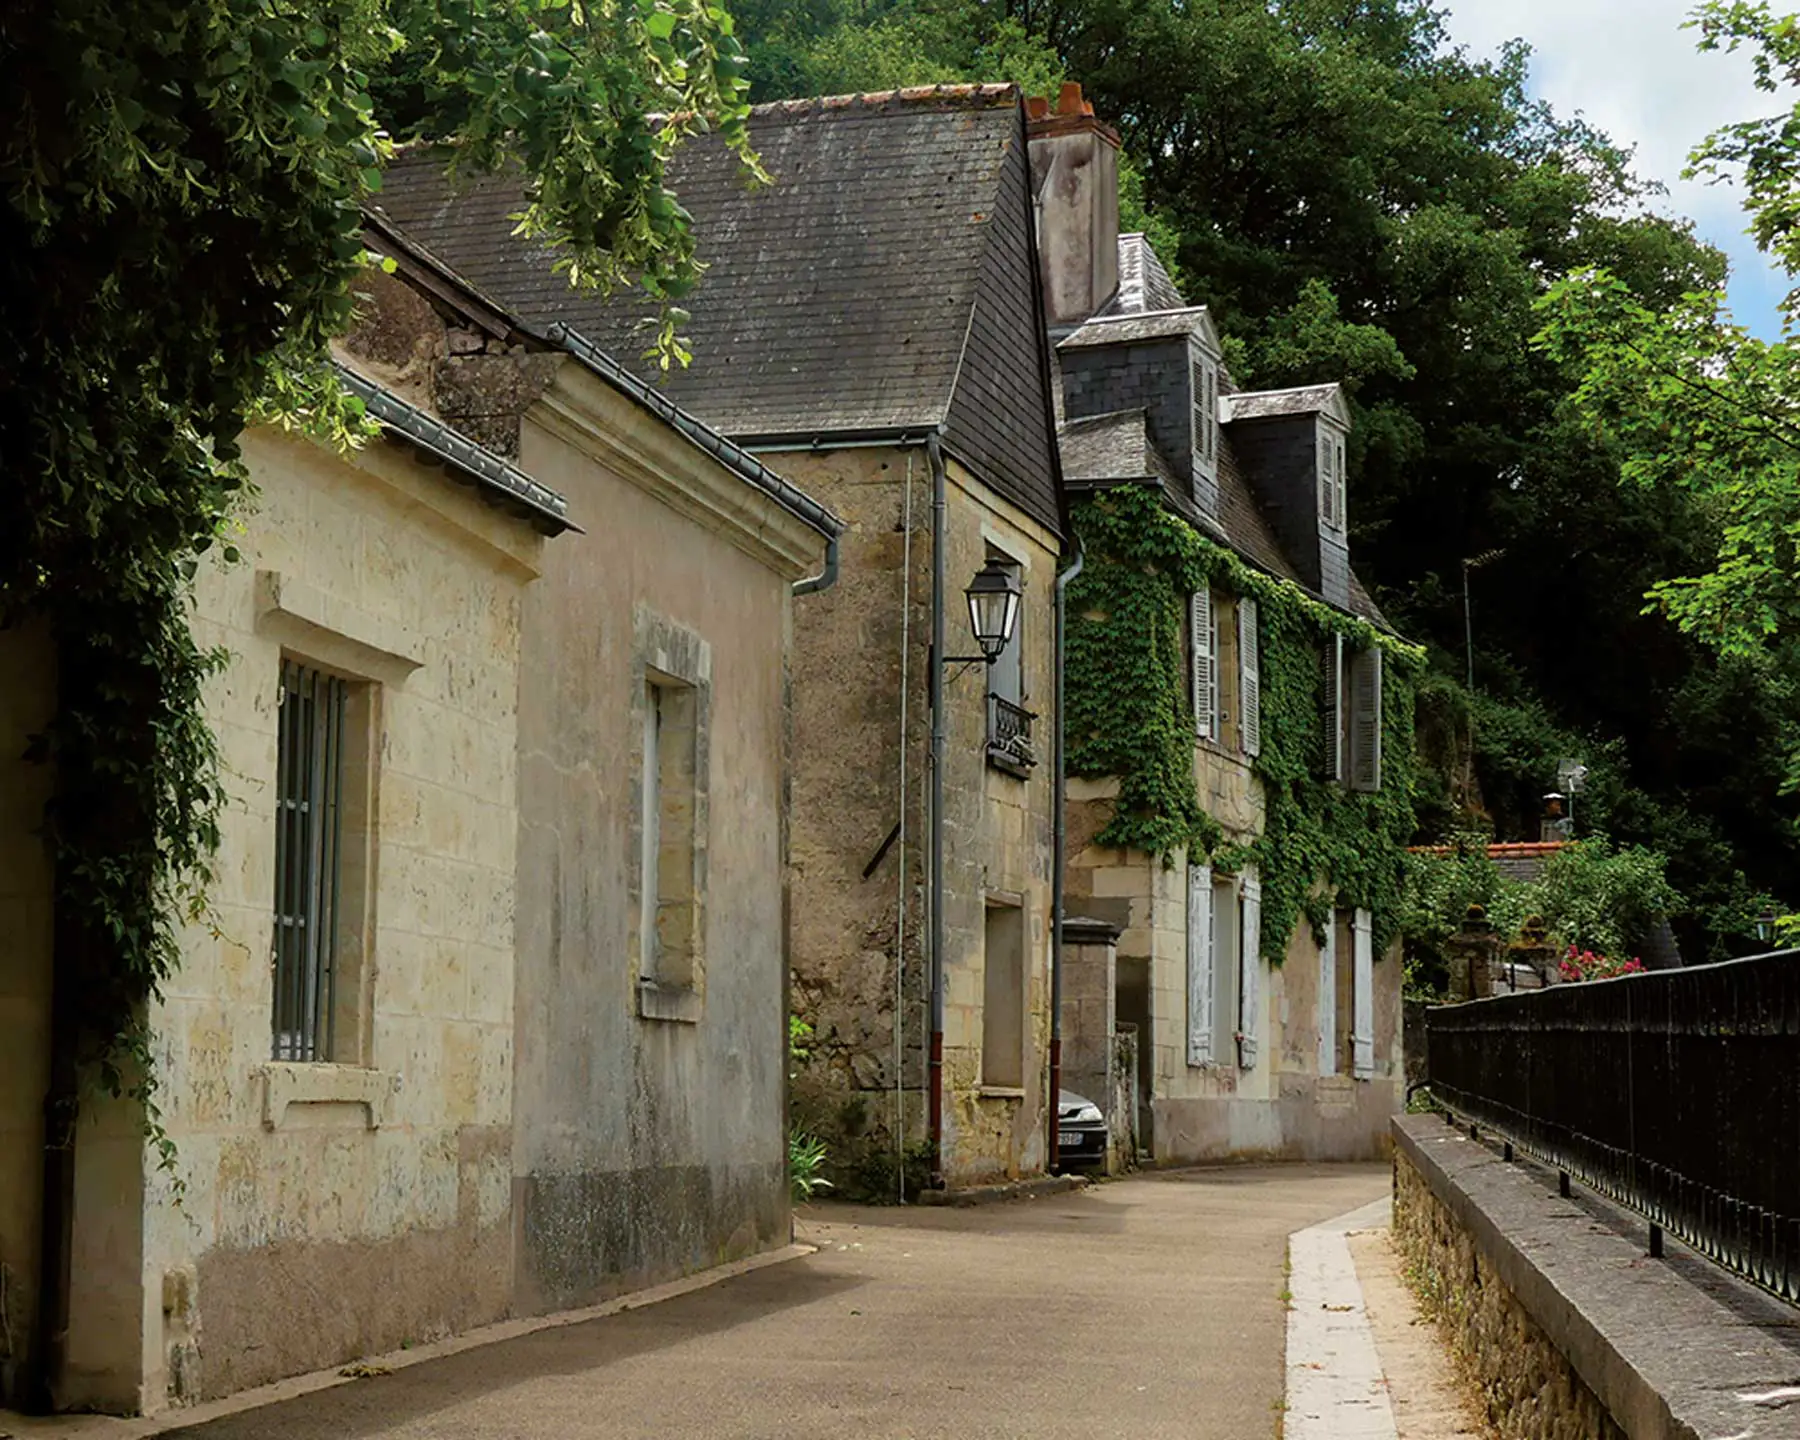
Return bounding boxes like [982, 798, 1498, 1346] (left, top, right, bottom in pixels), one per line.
[1191, 350, 1219, 507]
[1318, 428, 1347, 533]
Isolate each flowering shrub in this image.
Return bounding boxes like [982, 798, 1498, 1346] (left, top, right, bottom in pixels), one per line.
[1558, 946, 1645, 982]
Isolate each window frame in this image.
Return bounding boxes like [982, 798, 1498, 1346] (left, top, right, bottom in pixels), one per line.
[271, 658, 375, 1064]
[631, 609, 712, 1023]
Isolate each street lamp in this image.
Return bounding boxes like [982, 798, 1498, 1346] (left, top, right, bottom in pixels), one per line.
[963, 558, 1022, 663]
[1755, 910, 1779, 946]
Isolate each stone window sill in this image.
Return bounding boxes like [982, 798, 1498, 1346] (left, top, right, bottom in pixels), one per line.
[977, 1085, 1027, 1101]
[259, 1062, 399, 1130]
[638, 979, 702, 1024]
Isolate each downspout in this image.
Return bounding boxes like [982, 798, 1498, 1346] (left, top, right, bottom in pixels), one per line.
[792, 533, 838, 597]
[1048, 538, 1084, 1173]
[927, 433, 948, 1189]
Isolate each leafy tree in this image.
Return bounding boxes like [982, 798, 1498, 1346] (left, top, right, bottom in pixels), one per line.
[728, 0, 1797, 953]
[1, 0, 754, 1112]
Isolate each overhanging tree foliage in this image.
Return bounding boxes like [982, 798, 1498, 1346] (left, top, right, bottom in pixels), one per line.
[0, 0, 756, 1122]
[729, 0, 1796, 954]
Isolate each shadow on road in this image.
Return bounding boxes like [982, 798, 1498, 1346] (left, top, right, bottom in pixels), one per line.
[161, 1262, 865, 1440]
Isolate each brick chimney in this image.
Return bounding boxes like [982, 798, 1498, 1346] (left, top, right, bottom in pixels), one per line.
[1027, 83, 1121, 326]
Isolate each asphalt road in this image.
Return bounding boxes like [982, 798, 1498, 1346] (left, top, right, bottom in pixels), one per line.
[162, 1163, 1389, 1440]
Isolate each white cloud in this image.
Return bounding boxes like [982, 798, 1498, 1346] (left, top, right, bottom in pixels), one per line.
[1438, 0, 1793, 335]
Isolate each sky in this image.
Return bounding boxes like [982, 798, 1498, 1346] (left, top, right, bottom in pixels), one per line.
[1437, 0, 1793, 339]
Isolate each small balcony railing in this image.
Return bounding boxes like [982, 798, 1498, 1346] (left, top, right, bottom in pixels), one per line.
[986, 694, 1038, 776]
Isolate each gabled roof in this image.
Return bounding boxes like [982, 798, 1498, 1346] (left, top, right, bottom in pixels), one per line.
[375, 84, 1063, 536]
[1055, 229, 1392, 629]
[1106, 234, 1184, 316]
[1059, 409, 1182, 490]
[357, 210, 842, 544]
[1059, 305, 1221, 355]
[1222, 383, 1350, 428]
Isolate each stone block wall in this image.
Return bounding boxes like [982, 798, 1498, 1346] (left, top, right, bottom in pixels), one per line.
[776, 446, 1061, 1195]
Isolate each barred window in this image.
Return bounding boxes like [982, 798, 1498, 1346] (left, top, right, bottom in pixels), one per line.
[272, 660, 350, 1062]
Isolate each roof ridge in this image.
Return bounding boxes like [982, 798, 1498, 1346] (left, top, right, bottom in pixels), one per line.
[749, 83, 1018, 120]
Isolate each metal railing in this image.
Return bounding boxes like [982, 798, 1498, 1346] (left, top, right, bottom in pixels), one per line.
[986, 694, 1037, 771]
[1426, 950, 1800, 1304]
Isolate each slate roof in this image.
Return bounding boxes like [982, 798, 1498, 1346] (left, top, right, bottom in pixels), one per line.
[1105, 234, 1184, 317]
[1060, 307, 1215, 350]
[359, 210, 842, 543]
[1221, 384, 1347, 424]
[335, 362, 573, 534]
[1059, 238, 1391, 629]
[1059, 409, 1183, 490]
[375, 84, 1063, 536]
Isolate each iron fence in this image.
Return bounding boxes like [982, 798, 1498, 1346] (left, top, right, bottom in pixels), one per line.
[1426, 950, 1800, 1304]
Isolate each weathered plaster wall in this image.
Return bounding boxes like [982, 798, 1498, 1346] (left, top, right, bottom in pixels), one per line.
[777, 447, 1060, 1193]
[508, 375, 799, 1312]
[0, 621, 54, 1405]
[125, 426, 543, 1407]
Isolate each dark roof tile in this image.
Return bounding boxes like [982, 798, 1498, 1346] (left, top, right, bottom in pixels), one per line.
[376, 86, 1062, 534]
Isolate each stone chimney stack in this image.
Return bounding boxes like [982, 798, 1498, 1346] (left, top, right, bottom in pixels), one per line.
[1026, 83, 1121, 326]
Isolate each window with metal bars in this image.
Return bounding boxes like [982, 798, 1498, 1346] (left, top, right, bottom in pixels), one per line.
[272, 659, 349, 1062]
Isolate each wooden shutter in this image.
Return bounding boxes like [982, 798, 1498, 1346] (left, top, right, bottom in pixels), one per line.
[1350, 647, 1383, 792]
[1317, 916, 1338, 1076]
[1352, 907, 1375, 1079]
[1318, 435, 1334, 525]
[1322, 636, 1344, 782]
[1206, 366, 1218, 461]
[1239, 597, 1261, 758]
[1191, 588, 1215, 740]
[1237, 870, 1262, 1070]
[1186, 862, 1215, 1066]
[1334, 437, 1348, 530]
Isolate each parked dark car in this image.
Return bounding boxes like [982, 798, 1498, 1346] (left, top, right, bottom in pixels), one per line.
[1055, 1089, 1107, 1171]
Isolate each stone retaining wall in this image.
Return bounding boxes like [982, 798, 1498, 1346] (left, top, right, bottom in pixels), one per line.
[1391, 1113, 1800, 1440]
[1392, 1136, 1624, 1440]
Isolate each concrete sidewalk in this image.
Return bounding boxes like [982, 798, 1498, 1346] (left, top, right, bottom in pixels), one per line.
[23, 1161, 1376, 1440]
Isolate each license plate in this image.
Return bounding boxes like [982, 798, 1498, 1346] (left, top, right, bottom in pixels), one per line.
[1058, 1130, 1084, 1147]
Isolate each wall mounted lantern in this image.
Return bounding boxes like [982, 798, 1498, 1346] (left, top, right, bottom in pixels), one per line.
[963, 557, 1022, 663]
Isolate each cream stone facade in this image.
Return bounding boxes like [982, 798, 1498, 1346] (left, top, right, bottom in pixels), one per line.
[1065, 617, 1404, 1167]
[0, 414, 554, 1414]
[2, 230, 837, 1412]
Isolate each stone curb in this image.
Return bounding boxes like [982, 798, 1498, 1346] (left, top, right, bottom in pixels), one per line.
[1395, 1113, 1800, 1440]
[0, 1243, 817, 1440]
[914, 1172, 1089, 1207]
[1284, 1197, 1399, 1440]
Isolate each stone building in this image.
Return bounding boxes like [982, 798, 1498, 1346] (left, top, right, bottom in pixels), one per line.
[0, 222, 838, 1413]
[378, 85, 1070, 1193]
[1033, 88, 1409, 1163]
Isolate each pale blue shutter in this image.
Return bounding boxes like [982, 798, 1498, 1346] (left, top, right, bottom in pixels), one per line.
[1352, 907, 1375, 1079]
[1318, 916, 1338, 1077]
[1239, 597, 1261, 758]
[1187, 862, 1215, 1065]
[1191, 588, 1215, 741]
[1237, 870, 1262, 1070]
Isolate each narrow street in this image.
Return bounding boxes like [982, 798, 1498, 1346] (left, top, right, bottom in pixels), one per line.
[155, 1164, 1388, 1440]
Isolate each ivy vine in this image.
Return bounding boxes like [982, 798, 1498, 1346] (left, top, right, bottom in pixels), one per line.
[1066, 482, 1422, 957]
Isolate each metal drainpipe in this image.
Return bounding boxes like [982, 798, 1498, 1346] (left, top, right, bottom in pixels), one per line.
[1048, 539, 1084, 1173]
[792, 533, 838, 597]
[927, 434, 948, 1189]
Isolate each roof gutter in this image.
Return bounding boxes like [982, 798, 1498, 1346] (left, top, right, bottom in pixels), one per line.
[334, 365, 575, 535]
[542, 324, 846, 598]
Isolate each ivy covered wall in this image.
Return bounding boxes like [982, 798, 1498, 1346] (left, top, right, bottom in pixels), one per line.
[1065, 483, 1421, 956]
